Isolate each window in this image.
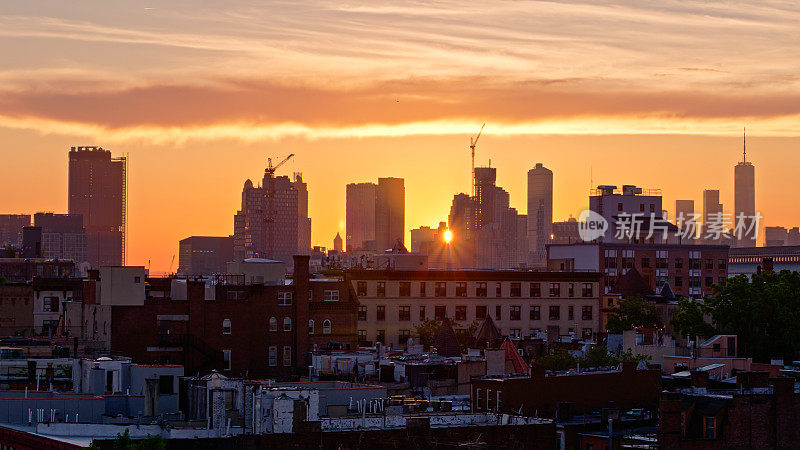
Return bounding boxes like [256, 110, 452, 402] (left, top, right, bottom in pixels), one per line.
[703, 416, 716, 439]
[419, 305, 426, 321]
[357, 281, 367, 296]
[705, 258, 714, 270]
[510, 282, 521, 297]
[435, 282, 447, 297]
[134, 276, 141, 283]
[475, 388, 483, 410]
[399, 282, 411, 297]
[377, 305, 386, 321]
[476, 305, 487, 320]
[689, 276, 701, 287]
[509, 329, 521, 339]
[495, 282, 502, 297]
[455, 305, 467, 321]
[159, 375, 174, 394]
[674, 258, 683, 269]
[607, 298, 614, 307]
[549, 305, 560, 320]
[617, 202, 623, 211]
[495, 305, 501, 320]
[283, 346, 292, 366]
[455, 282, 467, 297]
[510, 305, 521, 320]
[308, 320, 314, 334]
[376, 329, 386, 343]
[43, 296, 59, 312]
[223, 349, 231, 370]
[268, 346, 277, 366]
[399, 329, 411, 346]
[582, 306, 592, 320]
[487, 388, 494, 410]
[323, 290, 339, 301]
[476, 282, 488, 297]
[567, 283, 574, 297]
[399, 305, 411, 321]
[283, 317, 292, 332]
[705, 277, 714, 287]
[269, 317, 277, 332]
[222, 318, 231, 335]
[419, 282, 427, 297]
[639, 203, 645, 212]
[377, 282, 386, 297]
[568, 305, 574, 320]
[435, 305, 447, 319]
[278, 292, 292, 306]
[718, 259, 727, 270]
[358, 306, 367, 321]
[530, 305, 541, 320]
[674, 276, 683, 287]
[357, 330, 367, 343]
[323, 319, 332, 334]
[529, 328, 541, 338]
[530, 283, 541, 297]
[690, 258, 701, 269]
[549, 283, 560, 297]
[582, 283, 593, 297]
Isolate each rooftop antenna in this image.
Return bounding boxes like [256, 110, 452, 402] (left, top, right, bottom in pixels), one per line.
[470, 123, 486, 197]
[742, 126, 747, 163]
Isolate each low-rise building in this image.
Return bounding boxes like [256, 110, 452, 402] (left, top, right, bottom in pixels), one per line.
[344, 269, 602, 348]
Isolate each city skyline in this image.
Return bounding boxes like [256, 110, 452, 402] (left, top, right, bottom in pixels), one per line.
[2, 1, 800, 272]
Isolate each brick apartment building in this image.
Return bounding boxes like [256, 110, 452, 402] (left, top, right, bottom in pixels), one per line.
[343, 269, 602, 347]
[471, 361, 662, 417]
[660, 372, 800, 449]
[0, 283, 33, 335]
[548, 242, 729, 297]
[110, 256, 358, 378]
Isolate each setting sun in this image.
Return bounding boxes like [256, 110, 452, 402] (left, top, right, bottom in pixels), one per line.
[444, 229, 453, 243]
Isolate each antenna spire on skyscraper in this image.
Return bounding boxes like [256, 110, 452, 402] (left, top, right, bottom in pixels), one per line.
[743, 126, 746, 163]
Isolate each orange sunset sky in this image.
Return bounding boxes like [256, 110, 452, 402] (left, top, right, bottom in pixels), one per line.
[1, 1, 799, 273]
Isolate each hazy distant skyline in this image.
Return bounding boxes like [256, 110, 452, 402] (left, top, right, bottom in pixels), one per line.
[1, 1, 799, 271]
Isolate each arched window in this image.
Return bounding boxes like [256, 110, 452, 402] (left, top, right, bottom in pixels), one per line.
[222, 319, 231, 335]
[283, 317, 292, 332]
[323, 319, 332, 335]
[308, 320, 314, 335]
[269, 317, 277, 332]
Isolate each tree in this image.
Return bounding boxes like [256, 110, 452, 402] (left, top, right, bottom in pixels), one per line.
[705, 271, 800, 362]
[670, 297, 716, 341]
[581, 344, 619, 368]
[605, 296, 662, 334]
[537, 348, 577, 371]
[414, 319, 442, 348]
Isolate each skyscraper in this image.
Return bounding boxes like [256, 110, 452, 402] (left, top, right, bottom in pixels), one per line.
[734, 132, 756, 247]
[332, 232, 343, 253]
[527, 163, 553, 267]
[68, 146, 126, 267]
[294, 173, 312, 255]
[675, 199, 696, 239]
[178, 236, 234, 276]
[233, 164, 309, 266]
[345, 182, 377, 252]
[702, 189, 723, 242]
[374, 177, 405, 252]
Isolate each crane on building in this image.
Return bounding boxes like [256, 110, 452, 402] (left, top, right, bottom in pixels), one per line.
[264, 153, 295, 259]
[470, 123, 485, 198]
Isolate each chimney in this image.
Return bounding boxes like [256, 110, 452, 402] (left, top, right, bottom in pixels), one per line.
[763, 257, 774, 274]
[293, 255, 311, 371]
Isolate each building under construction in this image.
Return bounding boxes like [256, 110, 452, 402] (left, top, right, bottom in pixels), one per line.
[233, 155, 311, 267]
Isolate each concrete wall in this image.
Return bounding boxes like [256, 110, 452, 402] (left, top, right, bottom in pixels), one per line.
[100, 267, 146, 306]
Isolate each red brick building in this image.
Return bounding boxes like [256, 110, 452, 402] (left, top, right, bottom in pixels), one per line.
[0, 283, 33, 335]
[660, 372, 800, 449]
[110, 256, 358, 378]
[471, 361, 661, 417]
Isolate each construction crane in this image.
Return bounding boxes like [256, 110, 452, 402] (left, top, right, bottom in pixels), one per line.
[469, 123, 485, 197]
[265, 153, 294, 178]
[264, 153, 295, 259]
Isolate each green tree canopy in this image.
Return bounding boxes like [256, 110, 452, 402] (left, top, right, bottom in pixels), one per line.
[705, 271, 800, 362]
[605, 296, 662, 334]
[670, 297, 716, 341]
